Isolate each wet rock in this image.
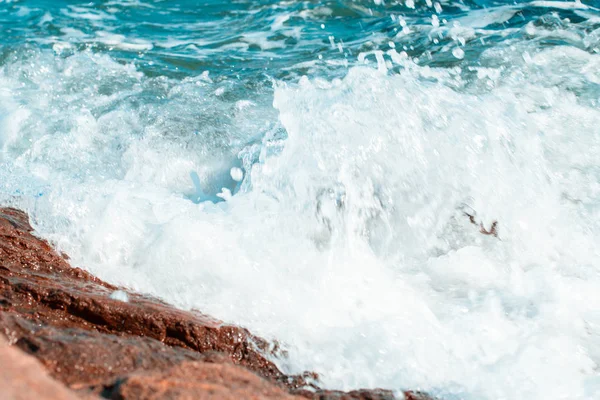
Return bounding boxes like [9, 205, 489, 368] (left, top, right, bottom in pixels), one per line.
[403, 392, 437, 400]
[103, 360, 299, 400]
[0, 207, 434, 400]
[0, 209, 294, 388]
[294, 389, 396, 400]
[0, 334, 82, 400]
[0, 312, 207, 391]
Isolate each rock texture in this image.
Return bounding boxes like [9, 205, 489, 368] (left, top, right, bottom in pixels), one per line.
[0, 207, 434, 400]
[0, 334, 81, 400]
[104, 360, 299, 400]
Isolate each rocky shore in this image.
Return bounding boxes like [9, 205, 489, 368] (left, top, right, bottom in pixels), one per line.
[0, 207, 432, 400]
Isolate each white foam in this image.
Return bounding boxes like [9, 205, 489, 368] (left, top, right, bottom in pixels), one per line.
[2, 33, 600, 400]
[15, 6, 33, 17]
[95, 31, 153, 51]
[529, 1, 590, 10]
[451, 47, 465, 59]
[37, 12, 53, 25]
[241, 32, 286, 50]
[109, 290, 130, 302]
[62, 6, 117, 22]
[105, 0, 155, 9]
[453, 6, 518, 29]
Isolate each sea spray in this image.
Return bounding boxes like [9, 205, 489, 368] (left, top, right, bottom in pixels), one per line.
[1, 1, 600, 399]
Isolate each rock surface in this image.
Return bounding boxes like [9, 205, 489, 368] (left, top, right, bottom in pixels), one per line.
[0, 334, 81, 400]
[0, 207, 433, 400]
[103, 360, 299, 400]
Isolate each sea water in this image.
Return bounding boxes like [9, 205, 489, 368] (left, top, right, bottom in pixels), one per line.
[2, 0, 600, 398]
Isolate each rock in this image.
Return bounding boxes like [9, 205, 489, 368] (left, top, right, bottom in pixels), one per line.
[464, 212, 498, 237]
[0, 334, 82, 400]
[0, 208, 297, 389]
[0, 207, 435, 400]
[294, 389, 396, 400]
[103, 360, 299, 400]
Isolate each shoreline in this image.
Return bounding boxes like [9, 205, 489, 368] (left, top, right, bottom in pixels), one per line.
[0, 207, 431, 400]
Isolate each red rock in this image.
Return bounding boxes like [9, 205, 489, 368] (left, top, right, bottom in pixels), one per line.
[0, 334, 82, 400]
[0, 208, 298, 388]
[103, 360, 299, 400]
[403, 391, 438, 400]
[0, 207, 435, 400]
[294, 389, 396, 400]
[464, 212, 498, 237]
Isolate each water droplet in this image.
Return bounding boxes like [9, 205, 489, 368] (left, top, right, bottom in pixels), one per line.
[230, 167, 244, 182]
[452, 47, 465, 60]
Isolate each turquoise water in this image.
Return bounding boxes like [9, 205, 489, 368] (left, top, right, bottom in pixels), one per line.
[2, 1, 600, 399]
[4, 0, 598, 79]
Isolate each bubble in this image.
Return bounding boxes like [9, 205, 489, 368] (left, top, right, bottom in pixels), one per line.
[452, 47, 465, 59]
[230, 167, 244, 182]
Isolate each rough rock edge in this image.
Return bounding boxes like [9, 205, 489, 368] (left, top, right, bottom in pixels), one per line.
[0, 207, 434, 400]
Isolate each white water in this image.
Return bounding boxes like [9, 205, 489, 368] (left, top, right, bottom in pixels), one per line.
[2, 41, 600, 400]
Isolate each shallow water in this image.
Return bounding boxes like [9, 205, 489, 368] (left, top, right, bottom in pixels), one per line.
[2, 0, 600, 398]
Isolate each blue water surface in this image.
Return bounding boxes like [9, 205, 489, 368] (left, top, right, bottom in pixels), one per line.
[2, 0, 598, 81]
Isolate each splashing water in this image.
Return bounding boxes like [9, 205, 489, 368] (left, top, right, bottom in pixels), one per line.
[2, 0, 600, 399]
